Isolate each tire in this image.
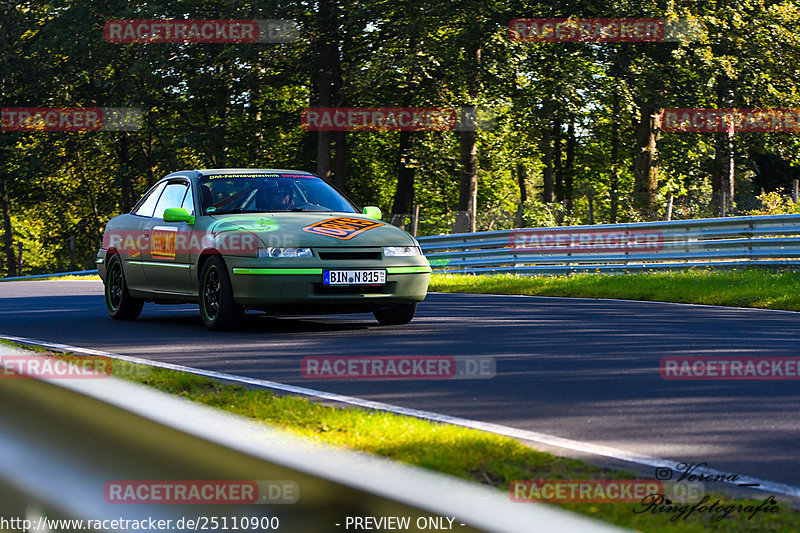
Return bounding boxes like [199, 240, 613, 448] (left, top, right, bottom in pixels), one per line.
[104, 254, 144, 320]
[199, 256, 243, 330]
[373, 302, 417, 326]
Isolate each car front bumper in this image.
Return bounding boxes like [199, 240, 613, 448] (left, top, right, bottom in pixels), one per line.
[227, 262, 431, 308]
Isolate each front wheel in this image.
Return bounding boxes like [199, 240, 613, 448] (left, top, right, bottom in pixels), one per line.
[373, 302, 417, 326]
[199, 256, 243, 330]
[104, 254, 143, 320]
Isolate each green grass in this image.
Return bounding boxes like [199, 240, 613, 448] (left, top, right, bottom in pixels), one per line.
[0, 338, 51, 354]
[429, 269, 800, 311]
[4, 344, 791, 532]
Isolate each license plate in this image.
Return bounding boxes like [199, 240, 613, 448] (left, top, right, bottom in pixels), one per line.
[323, 270, 386, 285]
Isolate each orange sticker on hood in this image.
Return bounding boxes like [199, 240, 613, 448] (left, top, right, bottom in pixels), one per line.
[302, 217, 383, 240]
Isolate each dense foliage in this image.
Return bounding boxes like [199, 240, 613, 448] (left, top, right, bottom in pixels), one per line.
[2, 0, 800, 275]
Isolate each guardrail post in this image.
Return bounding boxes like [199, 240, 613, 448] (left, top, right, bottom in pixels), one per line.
[793, 179, 799, 204]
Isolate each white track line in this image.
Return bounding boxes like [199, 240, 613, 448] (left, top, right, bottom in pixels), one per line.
[2, 333, 799, 500]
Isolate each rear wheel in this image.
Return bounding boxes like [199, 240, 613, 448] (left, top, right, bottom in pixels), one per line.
[199, 256, 243, 330]
[104, 254, 143, 320]
[373, 302, 417, 325]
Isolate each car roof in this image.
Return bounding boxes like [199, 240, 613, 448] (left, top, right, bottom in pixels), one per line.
[163, 169, 319, 181]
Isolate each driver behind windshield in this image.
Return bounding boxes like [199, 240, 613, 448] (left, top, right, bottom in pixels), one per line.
[263, 183, 294, 210]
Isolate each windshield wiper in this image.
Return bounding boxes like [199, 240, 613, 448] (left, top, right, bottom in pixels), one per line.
[209, 208, 246, 215]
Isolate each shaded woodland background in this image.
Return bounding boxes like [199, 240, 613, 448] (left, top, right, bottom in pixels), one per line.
[2, 0, 800, 275]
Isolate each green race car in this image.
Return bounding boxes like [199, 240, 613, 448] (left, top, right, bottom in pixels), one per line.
[96, 169, 431, 330]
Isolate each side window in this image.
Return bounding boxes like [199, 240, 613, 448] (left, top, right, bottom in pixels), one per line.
[180, 186, 195, 215]
[133, 182, 167, 217]
[153, 182, 190, 219]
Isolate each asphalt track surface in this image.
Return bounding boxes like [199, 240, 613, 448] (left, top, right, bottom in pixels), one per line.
[2, 280, 800, 493]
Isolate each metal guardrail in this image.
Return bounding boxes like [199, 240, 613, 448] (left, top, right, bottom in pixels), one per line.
[10, 214, 800, 279]
[0, 350, 628, 533]
[0, 269, 98, 281]
[418, 214, 800, 275]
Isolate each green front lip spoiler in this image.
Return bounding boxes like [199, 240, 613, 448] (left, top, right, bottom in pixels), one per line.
[385, 266, 432, 274]
[232, 266, 432, 275]
[233, 268, 323, 275]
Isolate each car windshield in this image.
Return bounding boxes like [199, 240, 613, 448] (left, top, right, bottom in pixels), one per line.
[197, 172, 357, 215]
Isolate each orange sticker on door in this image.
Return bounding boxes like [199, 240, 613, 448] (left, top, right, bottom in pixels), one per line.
[151, 226, 177, 259]
[302, 217, 383, 240]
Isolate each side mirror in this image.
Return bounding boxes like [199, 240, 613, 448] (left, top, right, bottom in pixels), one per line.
[163, 207, 195, 225]
[362, 206, 382, 220]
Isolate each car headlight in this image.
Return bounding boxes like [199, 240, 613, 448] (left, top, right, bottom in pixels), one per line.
[383, 246, 421, 257]
[258, 247, 313, 258]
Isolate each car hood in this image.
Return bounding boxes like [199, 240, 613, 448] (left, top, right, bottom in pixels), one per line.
[205, 212, 417, 248]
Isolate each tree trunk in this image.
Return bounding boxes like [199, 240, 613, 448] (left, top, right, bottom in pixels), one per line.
[633, 103, 660, 212]
[334, 131, 347, 190]
[315, 0, 336, 180]
[76, 153, 103, 251]
[332, 19, 347, 191]
[716, 132, 734, 199]
[553, 117, 563, 202]
[392, 130, 415, 225]
[456, 44, 480, 233]
[213, 73, 230, 168]
[564, 117, 575, 211]
[712, 75, 735, 213]
[145, 123, 155, 188]
[516, 163, 528, 228]
[457, 123, 478, 232]
[1, 175, 16, 277]
[712, 131, 734, 216]
[541, 126, 555, 203]
[609, 85, 621, 223]
[116, 134, 133, 212]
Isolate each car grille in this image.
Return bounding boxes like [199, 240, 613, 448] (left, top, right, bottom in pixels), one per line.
[317, 251, 381, 260]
